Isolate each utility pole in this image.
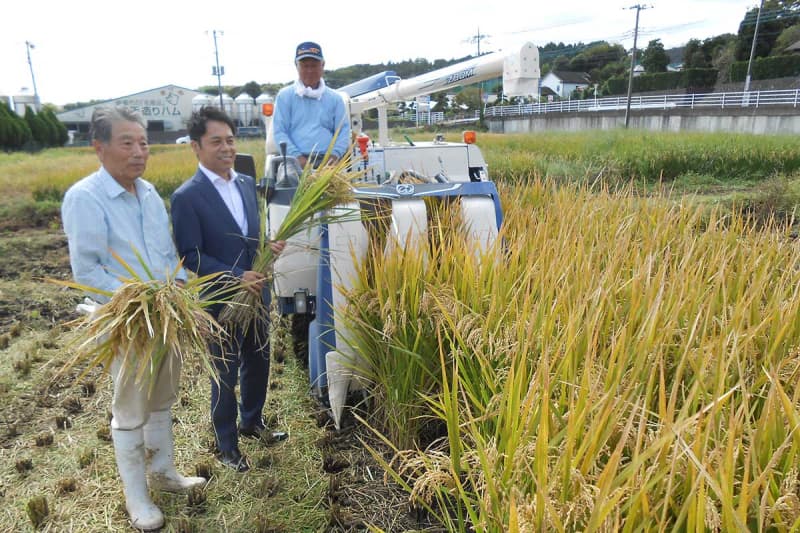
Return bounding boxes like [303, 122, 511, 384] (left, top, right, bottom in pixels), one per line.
[25, 41, 40, 110]
[744, 0, 765, 95]
[466, 27, 491, 119]
[468, 26, 490, 57]
[210, 30, 225, 109]
[624, 4, 649, 128]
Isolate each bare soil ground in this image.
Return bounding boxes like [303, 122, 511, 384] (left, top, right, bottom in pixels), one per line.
[0, 228, 439, 532]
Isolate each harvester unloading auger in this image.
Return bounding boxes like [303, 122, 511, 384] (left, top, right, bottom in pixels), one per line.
[249, 42, 540, 429]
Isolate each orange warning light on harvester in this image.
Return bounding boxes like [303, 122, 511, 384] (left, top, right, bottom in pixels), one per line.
[356, 134, 370, 158]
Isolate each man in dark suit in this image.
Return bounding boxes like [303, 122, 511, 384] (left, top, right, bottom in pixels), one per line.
[171, 106, 287, 473]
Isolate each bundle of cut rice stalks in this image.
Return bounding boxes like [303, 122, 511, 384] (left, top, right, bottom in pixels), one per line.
[218, 150, 363, 336]
[50, 250, 229, 393]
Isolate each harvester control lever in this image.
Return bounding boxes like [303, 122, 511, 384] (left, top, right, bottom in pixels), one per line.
[279, 141, 289, 184]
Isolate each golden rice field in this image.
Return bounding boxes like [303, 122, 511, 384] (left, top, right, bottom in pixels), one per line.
[2, 130, 799, 205]
[0, 140, 263, 205]
[345, 179, 800, 531]
[2, 130, 800, 531]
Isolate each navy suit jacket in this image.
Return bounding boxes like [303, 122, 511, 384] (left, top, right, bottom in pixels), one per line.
[170, 168, 262, 316]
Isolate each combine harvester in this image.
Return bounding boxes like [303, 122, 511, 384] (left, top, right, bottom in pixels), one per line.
[256, 42, 540, 428]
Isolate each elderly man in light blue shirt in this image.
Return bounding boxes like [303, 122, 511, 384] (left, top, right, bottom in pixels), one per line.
[61, 105, 204, 531]
[62, 168, 184, 301]
[272, 41, 351, 169]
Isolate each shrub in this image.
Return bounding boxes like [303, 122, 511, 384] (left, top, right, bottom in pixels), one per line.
[730, 54, 800, 81]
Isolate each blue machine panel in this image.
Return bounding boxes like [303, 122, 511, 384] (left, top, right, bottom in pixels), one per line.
[338, 71, 400, 98]
[306, 182, 504, 399]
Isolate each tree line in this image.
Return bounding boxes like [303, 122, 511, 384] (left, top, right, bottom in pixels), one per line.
[0, 104, 68, 152]
[542, 0, 800, 99]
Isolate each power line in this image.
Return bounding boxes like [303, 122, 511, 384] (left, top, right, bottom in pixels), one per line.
[741, 7, 799, 24]
[509, 17, 596, 35]
[484, 6, 793, 75]
[489, 4, 793, 57]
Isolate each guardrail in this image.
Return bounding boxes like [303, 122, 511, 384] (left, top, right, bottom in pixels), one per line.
[400, 111, 481, 126]
[484, 89, 800, 118]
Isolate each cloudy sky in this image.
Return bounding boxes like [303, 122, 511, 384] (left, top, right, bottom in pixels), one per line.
[1, 0, 756, 106]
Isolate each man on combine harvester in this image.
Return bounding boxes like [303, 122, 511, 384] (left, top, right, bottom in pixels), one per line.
[272, 41, 351, 169]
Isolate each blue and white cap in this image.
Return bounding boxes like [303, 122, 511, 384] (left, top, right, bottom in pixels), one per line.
[295, 42, 323, 63]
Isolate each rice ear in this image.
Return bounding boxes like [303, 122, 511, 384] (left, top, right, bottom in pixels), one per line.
[219, 144, 364, 336]
[50, 246, 227, 393]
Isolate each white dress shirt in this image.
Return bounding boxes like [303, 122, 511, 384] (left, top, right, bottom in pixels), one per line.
[200, 163, 248, 236]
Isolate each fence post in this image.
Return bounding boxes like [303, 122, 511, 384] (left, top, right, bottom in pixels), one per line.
[691, 94, 695, 109]
[756, 91, 761, 108]
[795, 89, 798, 108]
[721, 93, 725, 110]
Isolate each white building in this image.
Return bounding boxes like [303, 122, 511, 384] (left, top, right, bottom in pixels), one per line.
[57, 84, 203, 139]
[541, 71, 592, 99]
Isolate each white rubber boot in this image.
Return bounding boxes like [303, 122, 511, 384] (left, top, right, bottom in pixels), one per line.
[143, 410, 206, 493]
[111, 428, 165, 531]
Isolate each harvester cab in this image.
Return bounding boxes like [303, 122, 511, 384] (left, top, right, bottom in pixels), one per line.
[250, 42, 540, 427]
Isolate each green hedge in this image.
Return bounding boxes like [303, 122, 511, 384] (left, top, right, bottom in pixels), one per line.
[633, 71, 683, 92]
[683, 68, 718, 90]
[602, 68, 718, 95]
[602, 77, 628, 96]
[730, 55, 800, 82]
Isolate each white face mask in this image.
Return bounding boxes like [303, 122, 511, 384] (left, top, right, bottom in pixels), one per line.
[294, 78, 326, 100]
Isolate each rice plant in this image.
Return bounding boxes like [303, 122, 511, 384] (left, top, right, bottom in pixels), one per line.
[218, 151, 361, 337]
[346, 177, 800, 531]
[480, 131, 800, 184]
[49, 250, 229, 393]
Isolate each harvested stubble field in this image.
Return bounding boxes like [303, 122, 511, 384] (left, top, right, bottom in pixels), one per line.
[2, 131, 800, 532]
[0, 226, 436, 532]
[0, 140, 434, 532]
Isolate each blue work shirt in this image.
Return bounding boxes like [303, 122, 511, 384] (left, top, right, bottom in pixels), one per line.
[272, 83, 351, 159]
[61, 167, 186, 302]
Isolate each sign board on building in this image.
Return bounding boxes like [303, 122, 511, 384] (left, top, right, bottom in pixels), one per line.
[56, 85, 202, 133]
